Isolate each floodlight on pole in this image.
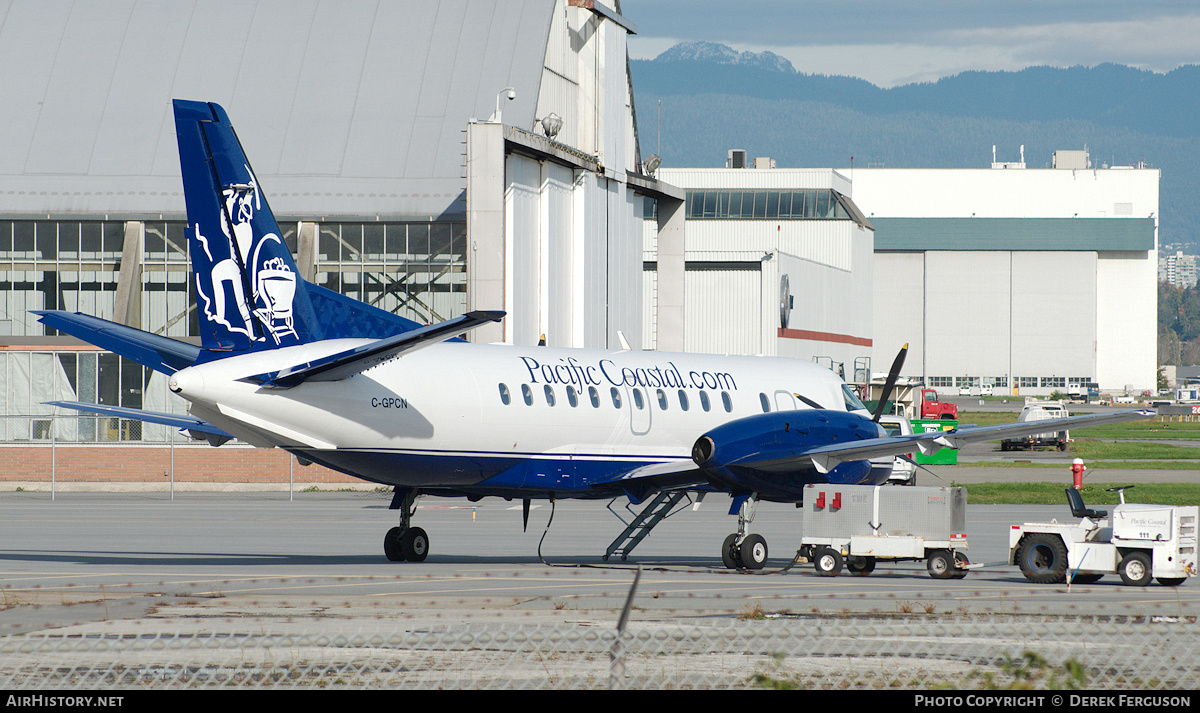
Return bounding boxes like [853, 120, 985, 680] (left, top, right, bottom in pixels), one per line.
[539, 112, 563, 139]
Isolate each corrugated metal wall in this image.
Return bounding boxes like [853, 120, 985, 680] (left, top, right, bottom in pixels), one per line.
[876, 250, 1099, 387]
[685, 268, 761, 356]
[545, 163, 577, 346]
[506, 155, 542, 345]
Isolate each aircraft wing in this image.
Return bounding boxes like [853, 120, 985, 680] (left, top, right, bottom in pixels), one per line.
[791, 409, 1154, 474]
[251, 310, 505, 388]
[591, 459, 710, 503]
[33, 311, 200, 374]
[45, 401, 233, 441]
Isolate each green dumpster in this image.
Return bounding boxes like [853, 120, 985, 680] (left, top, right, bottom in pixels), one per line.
[912, 419, 959, 464]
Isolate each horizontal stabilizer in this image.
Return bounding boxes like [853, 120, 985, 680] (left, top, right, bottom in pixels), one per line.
[45, 401, 232, 440]
[34, 311, 200, 374]
[251, 310, 505, 388]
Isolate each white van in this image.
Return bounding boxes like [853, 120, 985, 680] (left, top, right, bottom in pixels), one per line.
[874, 415, 917, 485]
[1000, 401, 1069, 451]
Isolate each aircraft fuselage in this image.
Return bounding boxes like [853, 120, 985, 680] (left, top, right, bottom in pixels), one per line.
[168, 340, 873, 498]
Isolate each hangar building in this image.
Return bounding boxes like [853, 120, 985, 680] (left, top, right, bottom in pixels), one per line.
[643, 163, 875, 380]
[852, 149, 1158, 396]
[0, 0, 680, 459]
[642, 150, 1158, 397]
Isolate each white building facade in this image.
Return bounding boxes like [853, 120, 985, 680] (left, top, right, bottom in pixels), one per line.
[645, 167, 875, 380]
[851, 159, 1159, 395]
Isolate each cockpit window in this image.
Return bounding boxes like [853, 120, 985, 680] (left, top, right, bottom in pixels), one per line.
[841, 384, 868, 412]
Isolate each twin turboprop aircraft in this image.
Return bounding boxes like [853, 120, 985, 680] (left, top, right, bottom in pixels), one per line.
[39, 100, 1152, 568]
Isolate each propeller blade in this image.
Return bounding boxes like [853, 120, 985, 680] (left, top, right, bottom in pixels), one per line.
[871, 343, 908, 423]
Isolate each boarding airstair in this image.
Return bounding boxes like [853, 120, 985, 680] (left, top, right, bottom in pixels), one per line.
[603, 491, 690, 561]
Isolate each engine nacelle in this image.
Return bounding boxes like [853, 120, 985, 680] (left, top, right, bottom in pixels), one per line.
[692, 410, 885, 501]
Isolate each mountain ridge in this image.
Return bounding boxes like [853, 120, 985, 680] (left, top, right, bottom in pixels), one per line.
[631, 43, 1199, 247]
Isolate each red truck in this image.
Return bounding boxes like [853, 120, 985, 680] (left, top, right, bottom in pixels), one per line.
[919, 388, 958, 420]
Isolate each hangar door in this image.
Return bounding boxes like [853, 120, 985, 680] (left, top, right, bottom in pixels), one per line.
[684, 265, 761, 356]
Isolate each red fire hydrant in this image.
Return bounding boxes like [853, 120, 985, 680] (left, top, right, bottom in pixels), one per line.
[1071, 458, 1086, 489]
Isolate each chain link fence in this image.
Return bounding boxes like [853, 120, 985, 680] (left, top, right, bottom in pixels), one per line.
[2, 614, 1198, 690]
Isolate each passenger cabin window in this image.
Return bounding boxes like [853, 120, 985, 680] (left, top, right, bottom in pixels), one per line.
[656, 389, 668, 410]
[566, 385, 579, 407]
[499, 383, 511, 405]
[589, 386, 600, 408]
[759, 393, 771, 412]
[678, 390, 689, 411]
[521, 384, 533, 406]
[544, 384, 556, 406]
[632, 388, 645, 410]
[721, 391, 733, 412]
[699, 391, 711, 412]
[610, 387, 622, 408]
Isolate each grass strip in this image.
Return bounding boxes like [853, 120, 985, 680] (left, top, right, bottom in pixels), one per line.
[958, 411, 1200, 440]
[963, 460, 1200, 470]
[1070, 439, 1200, 460]
[956, 481, 1200, 506]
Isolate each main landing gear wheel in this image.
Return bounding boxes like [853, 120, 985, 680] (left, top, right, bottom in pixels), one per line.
[721, 534, 741, 569]
[740, 534, 768, 570]
[384, 526, 430, 562]
[721, 533, 769, 570]
[384, 527, 404, 562]
[719, 494, 769, 570]
[401, 527, 430, 562]
[384, 489, 428, 562]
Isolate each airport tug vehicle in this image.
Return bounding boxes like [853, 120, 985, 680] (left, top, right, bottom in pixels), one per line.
[1009, 486, 1198, 586]
[799, 484, 972, 578]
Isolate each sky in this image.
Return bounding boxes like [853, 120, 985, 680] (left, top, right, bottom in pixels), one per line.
[622, 0, 1200, 87]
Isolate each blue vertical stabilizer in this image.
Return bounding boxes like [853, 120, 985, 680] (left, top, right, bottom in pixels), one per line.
[172, 100, 422, 357]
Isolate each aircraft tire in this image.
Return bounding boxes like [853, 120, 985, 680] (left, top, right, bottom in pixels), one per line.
[740, 534, 768, 570]
[1118, 551, 1152, 586]
[814, 547, 843, 577]
[721, 534, 741, 569]
[384, 527, 406, 562]
[401, 527, 430, 562]
[1015, 533, 1068, 584]
[1157, 577, 1186, 587]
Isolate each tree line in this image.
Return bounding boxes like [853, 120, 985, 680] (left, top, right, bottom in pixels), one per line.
[1159, 282, 1200, 365]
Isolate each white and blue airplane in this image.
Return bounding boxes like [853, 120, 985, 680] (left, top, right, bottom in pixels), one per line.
[37, 100, 1152, 568]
